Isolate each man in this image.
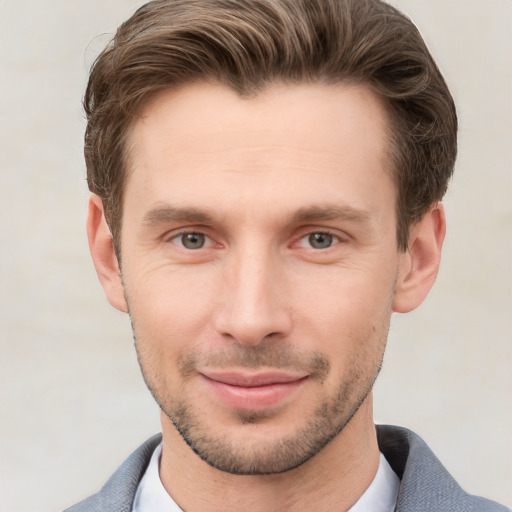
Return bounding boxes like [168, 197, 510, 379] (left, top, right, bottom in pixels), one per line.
[66, 0, 509, 511]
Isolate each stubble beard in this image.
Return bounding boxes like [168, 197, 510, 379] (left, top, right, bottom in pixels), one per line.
[134, 333, 387, 476]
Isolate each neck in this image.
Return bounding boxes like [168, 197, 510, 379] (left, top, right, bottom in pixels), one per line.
[158, 396, 380, 512]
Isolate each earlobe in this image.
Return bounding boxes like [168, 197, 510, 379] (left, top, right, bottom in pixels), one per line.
[87, 194, 128, 313]
[392, 204, 446, 313]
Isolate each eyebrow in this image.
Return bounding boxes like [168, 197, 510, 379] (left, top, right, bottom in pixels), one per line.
[291, 205, 371, 224]
[142, 205, 214, 226]
[141, 203, 372, 228]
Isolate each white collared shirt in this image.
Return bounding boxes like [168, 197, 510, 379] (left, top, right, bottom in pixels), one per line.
[132, 443, 182, 512]
[348, 453, 400, 511]
[132, 443, 400, 512]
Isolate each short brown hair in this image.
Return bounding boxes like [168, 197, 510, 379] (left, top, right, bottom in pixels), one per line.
[84, 0, 457, 252]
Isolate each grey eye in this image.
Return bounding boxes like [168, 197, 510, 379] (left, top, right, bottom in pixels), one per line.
[308, 232, 334, 249]
[180, 233, 206, 249]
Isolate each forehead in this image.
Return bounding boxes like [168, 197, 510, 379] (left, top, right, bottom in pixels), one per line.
[131, 81, 390, 160]
[124, 82, 394, 224]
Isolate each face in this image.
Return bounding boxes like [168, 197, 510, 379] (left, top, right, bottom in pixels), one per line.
[117, 82, 405, 474]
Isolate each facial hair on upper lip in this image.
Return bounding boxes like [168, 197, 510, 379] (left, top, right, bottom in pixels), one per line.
[176, 342, 331, 383]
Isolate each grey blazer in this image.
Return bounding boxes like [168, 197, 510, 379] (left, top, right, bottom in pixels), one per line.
[64, 425, 510, 512]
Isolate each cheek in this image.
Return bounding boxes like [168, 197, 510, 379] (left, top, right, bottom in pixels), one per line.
[124, 266, 221, 354]
[289, 266, 394, 363]
[292, 264, 395, 323]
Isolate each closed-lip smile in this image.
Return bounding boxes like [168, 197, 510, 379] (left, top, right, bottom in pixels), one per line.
[200, 369, 309, 387]
[199, 369, 310, 410]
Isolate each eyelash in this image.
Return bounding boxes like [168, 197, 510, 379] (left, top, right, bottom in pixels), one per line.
[169, 231, 215, 250]
[167, 229, 343, 251]
[295, 230, 342, 250]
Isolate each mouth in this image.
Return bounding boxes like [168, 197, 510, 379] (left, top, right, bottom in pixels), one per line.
[199, 369, 310, 411]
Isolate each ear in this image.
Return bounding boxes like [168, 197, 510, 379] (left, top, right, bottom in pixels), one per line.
[87, 194, 128, 312]
[393, 203, 446, 313]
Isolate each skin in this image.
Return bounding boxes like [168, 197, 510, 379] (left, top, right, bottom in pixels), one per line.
[88, 82, 445, 511]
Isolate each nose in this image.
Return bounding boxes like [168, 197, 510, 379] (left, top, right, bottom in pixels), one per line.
[213, 246, 292, 346]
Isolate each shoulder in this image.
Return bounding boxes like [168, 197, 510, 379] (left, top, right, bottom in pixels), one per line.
[63, 434, 162, 512]
[376, 425, 510, 512]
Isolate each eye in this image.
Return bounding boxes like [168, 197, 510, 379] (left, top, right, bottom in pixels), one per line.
[298, 232, 339, 250]
[172, 232, 209, 250]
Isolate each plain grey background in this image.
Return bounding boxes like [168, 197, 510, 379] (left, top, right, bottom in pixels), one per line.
[0, 1, 510, 511]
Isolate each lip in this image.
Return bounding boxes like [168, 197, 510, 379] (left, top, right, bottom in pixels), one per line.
[199, 370, 309, 411]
